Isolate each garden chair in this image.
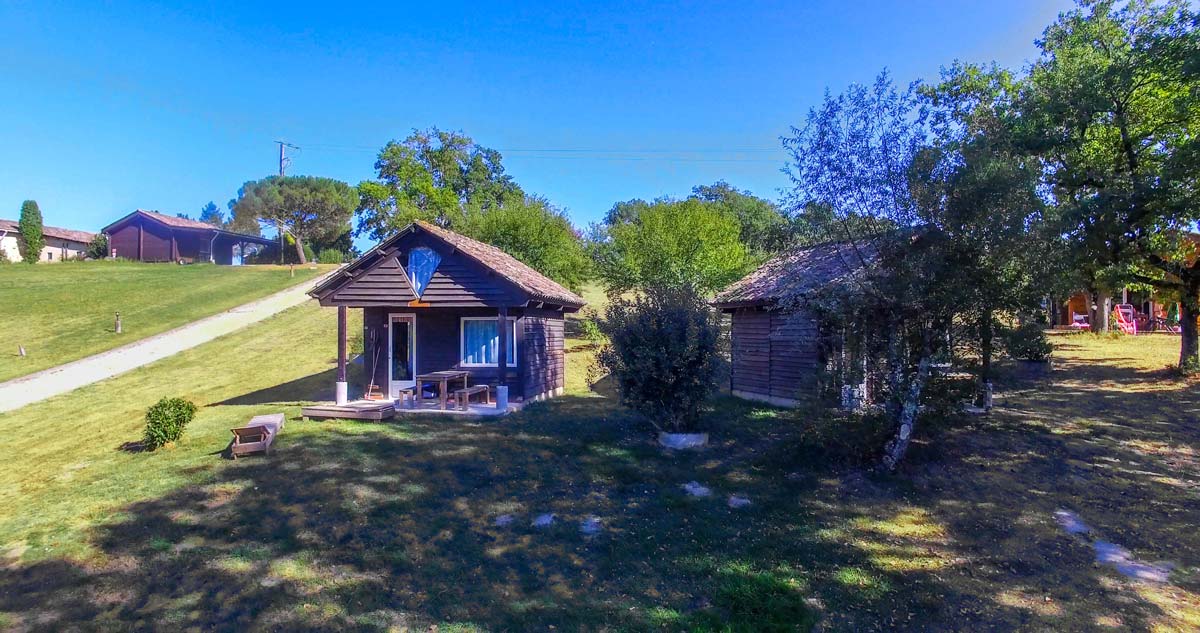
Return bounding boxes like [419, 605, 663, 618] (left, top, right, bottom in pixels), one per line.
[1113, 304, 1137, 335]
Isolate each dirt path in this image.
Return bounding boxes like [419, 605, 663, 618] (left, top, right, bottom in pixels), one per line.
[0, 271, 335, 413]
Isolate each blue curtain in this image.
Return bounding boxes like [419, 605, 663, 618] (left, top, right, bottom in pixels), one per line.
[462, 319, 515, 365]
[408, 247, 441, 297]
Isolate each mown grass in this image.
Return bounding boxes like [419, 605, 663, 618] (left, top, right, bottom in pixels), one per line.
[0, 260, 332, 382]
[0, 303, 1197, 631]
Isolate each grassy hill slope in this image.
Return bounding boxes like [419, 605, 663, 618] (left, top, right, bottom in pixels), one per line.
[0, 261, 331, 382]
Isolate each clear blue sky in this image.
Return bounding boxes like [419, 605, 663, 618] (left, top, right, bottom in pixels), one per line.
[0, 0, 1073, 248]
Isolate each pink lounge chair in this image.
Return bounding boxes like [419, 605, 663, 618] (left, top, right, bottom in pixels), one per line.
[1113, 304, 1137, 335]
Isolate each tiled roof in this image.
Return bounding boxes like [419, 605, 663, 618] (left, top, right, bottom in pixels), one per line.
[0, 219, 96, 245]
[415, 221, 586, 307]
[131, 209, 223, 230]
[713, 240, 876, 307]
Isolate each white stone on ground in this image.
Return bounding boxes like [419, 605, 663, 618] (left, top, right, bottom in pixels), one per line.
[1054, 509, 1172, 583]
[580, 516, 603, 536]
[681, 481, 711, 497]
[494, 514, 514, 527]
[532, 513, 555, 528]
[728, 494, 752, 508]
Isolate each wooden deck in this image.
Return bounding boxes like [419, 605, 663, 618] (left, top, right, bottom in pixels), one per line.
[301, 400, 396, 421]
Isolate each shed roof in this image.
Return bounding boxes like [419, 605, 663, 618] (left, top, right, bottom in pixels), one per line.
[713, 240, 875, 309]
[310, 221, 586, 309]
[0, 219, 96, 245]
[101, 209, 274, 244]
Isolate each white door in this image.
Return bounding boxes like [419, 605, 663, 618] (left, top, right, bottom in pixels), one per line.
[388, 315, 416, 398]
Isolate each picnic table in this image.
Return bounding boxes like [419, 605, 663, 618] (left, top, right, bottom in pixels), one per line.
[415, 370, 470, 410]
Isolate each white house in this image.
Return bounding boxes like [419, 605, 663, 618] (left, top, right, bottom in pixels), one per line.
[0, 219, 96, 263]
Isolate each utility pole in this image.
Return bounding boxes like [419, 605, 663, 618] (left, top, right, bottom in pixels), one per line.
[274, 141, 299, 264]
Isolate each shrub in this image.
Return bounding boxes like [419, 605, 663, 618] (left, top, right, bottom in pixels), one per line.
[576, 308, 605, 343]
[597, 287, 720, 433]
[142, 397, 198, 450]
[86, 233, 109, 259]
[1003, 321, 1052, 361]
[317, 248, 345, 264]
[18, 200, 44, 264]
[792, 409, 894, 466]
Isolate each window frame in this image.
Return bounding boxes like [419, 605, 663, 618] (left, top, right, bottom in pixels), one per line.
[459, 316, 518, 368]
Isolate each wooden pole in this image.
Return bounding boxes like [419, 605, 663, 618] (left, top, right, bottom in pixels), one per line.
[337, 306, 348, 383]
[497, 306, 508, 388]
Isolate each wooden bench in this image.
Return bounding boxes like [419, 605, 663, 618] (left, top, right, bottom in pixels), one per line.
[229, 413, 285, 459]
[452, 385, 490, 411]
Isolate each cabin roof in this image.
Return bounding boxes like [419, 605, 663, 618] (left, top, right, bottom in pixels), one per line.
[713, 240, 875, 309]
[310, 221, 586, 309]
[101, 209, 274, 244]
[0, 219, 95, 244]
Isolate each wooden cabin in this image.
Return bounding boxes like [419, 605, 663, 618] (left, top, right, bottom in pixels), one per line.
[102, 209, 275, 264]
[713, 241, 865, 407]
[309, 221, 585, 406]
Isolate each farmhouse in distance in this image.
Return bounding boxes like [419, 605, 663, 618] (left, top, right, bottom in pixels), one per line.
[101, 209, 276, 265]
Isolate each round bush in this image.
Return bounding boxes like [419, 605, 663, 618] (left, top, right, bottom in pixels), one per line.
[1003, 321, 1052, 361]
[317, 248, 345, 264]
[143, 397, 198, 450]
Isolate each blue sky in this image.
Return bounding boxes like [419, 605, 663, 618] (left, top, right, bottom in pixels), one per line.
[0, 1, 1073, 248]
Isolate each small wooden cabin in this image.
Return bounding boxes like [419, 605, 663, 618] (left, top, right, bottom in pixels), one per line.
[309, 221, 585, 404]
[102, 209, 275, 264]
[713, 241, 865, 407]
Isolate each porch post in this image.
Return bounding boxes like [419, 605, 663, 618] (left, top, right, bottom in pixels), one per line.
[497, 305, 508, 388]
[336, 305, 348, 405]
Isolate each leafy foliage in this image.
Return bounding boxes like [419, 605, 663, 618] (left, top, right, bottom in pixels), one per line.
[356, 128, 523, 240]
[461, 195, 590, 292]
[1003, 321, 1053, 362]
[690, 181, 791, 256]
[18, 200, 44, 264]
[317, 248, 345, 264]
[592, 199, 750, 296]
[198, 201, 226, 227]
[1023, 0, 1200, 366]
[142, 397, 197, 451]
[597, 288, 721, 433]
[86, 233, 109, 260]
[231, 176, 357, 264]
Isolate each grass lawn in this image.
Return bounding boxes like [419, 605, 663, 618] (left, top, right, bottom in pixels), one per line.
[0, 260, 333, 382]
[0, 302, 1198, 630]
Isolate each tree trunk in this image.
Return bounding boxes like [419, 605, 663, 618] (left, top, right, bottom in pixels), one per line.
[293, 235, 308, 265]
[882, 340, 932, 472]
[1180, 292, 1199, 369]
[976, 306, 993, 406]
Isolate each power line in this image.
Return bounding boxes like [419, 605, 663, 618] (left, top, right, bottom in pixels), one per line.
[292, 141, 786, 163]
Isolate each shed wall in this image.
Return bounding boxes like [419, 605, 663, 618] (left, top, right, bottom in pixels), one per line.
[730, 307, 821, 406]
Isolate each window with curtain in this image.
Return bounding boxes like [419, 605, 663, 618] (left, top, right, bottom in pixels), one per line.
[461, 318, 517, 366]
[408, 246, 441, 297]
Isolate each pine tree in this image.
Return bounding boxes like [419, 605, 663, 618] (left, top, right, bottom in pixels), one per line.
[18, 200, 44, 264]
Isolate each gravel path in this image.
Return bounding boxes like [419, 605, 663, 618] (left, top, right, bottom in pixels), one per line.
[0, 271, 335, 413]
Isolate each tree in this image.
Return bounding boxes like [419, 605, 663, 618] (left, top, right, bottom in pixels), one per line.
[17, 200, 44, 264]
[86, 233, 109, 260]
[198, 201, 225, 227]
[593, 198, 750, 296]
[231, 176, 358, 264]
[783, 70, 1045, 469]
[689, 182, 791, 256]
[226, 193, 262, 236]
[356, 128, 523, 241]
[597, 287, 722, 434]
[461, 195, 591, 292]
[1023, 0, 1200, 367]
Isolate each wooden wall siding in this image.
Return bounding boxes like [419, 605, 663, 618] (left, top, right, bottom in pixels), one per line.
[361, 306, 526, 398]
[321, 232, 526, 308]
[139, 219, 173, 262]
[522, 309, 566, 399]
[331, 256, 418, 305]
[108, 224, 140, 261]
[730, 308, 820, 402]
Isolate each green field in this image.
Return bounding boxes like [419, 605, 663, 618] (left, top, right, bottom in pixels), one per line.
[0, 261, 332, 382]
[0, 296, 1196, 630]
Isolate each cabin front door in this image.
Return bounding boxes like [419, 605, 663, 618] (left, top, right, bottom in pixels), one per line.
[388, 314, 416, 398]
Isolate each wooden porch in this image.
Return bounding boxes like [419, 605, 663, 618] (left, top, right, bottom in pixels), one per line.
[301, 397, 520, 421]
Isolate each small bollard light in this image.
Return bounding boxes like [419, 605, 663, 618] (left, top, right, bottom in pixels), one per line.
[115, 312, 122, 334]
[18, 345, 26, 357]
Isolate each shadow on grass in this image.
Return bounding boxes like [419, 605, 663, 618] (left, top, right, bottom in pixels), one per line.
[2, 359, 1197, 630]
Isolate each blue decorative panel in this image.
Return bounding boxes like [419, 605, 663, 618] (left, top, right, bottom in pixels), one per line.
[407, 247, 441, 296]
